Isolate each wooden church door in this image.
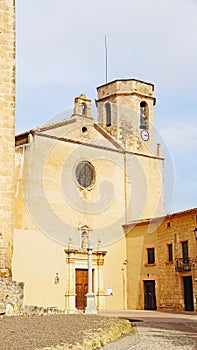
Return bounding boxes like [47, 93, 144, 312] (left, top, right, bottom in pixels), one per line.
[75, 269, 94, 310]
[76, 269, 88, 309]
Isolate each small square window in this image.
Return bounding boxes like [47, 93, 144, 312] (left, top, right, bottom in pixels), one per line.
[167, 244, 173, 262]
[147, 248, 155, 264]
[167, 222, 171, 228]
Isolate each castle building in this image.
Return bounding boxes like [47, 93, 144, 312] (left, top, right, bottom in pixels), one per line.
[13, 79, 164, 311]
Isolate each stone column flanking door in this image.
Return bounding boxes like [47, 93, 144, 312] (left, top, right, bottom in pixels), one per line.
[96, 250, 107, 310]
[65, 249, 78, 313]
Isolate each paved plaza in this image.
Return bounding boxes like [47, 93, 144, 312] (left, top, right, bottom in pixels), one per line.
[99, 310, 197, 350]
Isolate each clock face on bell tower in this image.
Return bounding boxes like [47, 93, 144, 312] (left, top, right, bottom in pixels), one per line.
[141, 129, 149, 141]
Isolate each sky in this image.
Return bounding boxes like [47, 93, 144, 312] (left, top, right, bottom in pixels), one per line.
[16, 0, 197, 214]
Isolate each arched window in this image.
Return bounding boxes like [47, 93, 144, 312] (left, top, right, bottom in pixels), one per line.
[105, 102, 111, 127]
[140, 101, 149, 130]
[82, 103, 87, 116]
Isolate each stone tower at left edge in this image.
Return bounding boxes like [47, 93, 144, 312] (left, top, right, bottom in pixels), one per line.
[0, 0, 16, 278]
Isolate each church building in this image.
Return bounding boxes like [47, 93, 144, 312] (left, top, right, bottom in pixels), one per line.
[13, 79, 164, 311]
[1, 0, 196, 315]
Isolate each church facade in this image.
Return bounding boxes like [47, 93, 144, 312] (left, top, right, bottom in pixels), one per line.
[13, 79, 164, 311]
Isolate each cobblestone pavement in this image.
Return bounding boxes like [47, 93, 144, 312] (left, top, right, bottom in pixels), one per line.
[99, 311, 197, 350]
[101, 321, 197, 350]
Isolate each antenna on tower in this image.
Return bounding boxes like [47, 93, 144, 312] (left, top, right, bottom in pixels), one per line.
[105, 34, 108, 83]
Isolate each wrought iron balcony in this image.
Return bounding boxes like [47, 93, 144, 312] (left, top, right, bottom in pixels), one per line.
[175, 258, 194, 272]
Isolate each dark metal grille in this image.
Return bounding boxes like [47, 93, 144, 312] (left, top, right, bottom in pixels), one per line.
[175, 258, 193, 272]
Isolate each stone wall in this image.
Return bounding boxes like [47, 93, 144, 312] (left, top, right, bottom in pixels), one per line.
[0, 278, 68, 316]
[0, 278, 24, 315]
[125, 208, 197, 312]
[0, 0, 16, 278]
[157, 209, 197, 312]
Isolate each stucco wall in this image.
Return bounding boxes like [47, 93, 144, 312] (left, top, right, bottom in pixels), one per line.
[126, 222, 159, 309]
[14, 123, 128, 310]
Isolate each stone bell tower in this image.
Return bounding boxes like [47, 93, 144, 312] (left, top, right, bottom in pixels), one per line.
[0, 0, 16, 278]
[96, 79, 156, 154]
[96, 79, 164, 219]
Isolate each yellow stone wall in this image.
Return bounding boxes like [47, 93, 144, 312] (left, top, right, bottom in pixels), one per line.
[125, 153, 164, 221]
[126, 209, 197, 312]
[0, 0, 15, 278]
[157, 209, 197, 312]
[126, 222, 159, 309]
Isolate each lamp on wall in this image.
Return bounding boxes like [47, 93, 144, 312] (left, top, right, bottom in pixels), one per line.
[54, 273, 60, 284]
[194, 228, 197, 239]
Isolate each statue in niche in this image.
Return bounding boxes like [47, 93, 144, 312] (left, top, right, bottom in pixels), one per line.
[81, 230, 89, 249]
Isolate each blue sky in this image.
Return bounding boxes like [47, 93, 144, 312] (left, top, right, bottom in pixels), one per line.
[16, 0, 197, 214]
